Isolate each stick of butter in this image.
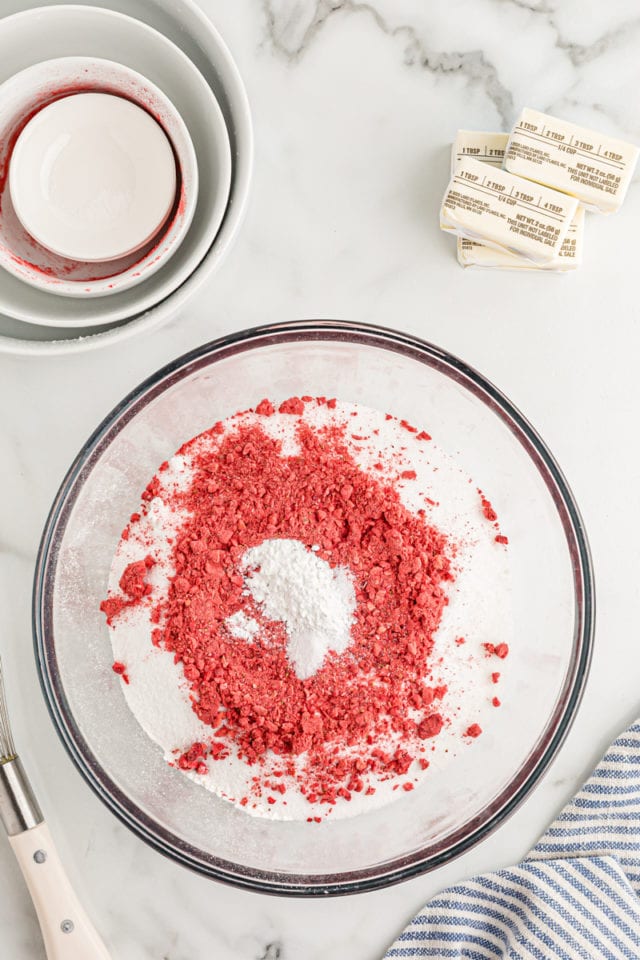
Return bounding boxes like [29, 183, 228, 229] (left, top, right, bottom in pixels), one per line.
[440, 156, 579, 263]
[445, 131, 585, 271]
[458, 203, 585, 271]
[450, 129, 507, 175]
[440, 131, 508, 232]
[505, 108, 639, 214]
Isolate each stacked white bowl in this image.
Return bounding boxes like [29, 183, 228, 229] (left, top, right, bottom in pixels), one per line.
[0, 2, 252, 355]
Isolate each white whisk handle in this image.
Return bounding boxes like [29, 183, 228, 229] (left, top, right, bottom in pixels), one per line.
[9, 821, 111, 960]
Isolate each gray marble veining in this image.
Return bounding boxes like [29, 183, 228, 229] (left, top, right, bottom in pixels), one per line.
[1, 0, 640, 956]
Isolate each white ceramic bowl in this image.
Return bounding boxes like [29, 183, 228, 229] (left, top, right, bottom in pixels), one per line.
[11, 92, 177, 261]
[0, 56, 198, 300]
[0, 6, 237, 332]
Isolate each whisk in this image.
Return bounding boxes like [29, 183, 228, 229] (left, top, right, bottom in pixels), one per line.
[0, 659, 111, 959]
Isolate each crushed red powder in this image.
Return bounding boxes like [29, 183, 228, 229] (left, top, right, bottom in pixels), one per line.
[101, 397, 507, 809]
[100, 556, 155, 625]
[480, 496, 497, 522]
[400, 419, 418, 433]
[111, 661, 130, 685]
[116, 405, 453, 805]
[417, 712, 444, 739]
[177, 742, 209, 775]
[256, 398, 275, 416]
[483, 642, 508, 659]
[478, 489, 508, 544]
[278, 397, 305, 415]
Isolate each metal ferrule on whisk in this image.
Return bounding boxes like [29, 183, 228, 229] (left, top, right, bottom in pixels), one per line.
[0, 756, 43, 836]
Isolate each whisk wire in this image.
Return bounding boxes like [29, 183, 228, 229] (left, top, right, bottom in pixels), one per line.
[0, 659, 17, 762]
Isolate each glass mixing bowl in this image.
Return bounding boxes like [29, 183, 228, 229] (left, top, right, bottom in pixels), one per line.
[33, 321, 594, 895]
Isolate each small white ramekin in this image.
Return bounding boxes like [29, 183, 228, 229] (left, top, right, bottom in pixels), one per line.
[0, 56, 198, 298]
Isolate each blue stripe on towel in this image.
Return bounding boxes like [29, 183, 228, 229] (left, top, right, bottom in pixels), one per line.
[383, 721, 640, 959]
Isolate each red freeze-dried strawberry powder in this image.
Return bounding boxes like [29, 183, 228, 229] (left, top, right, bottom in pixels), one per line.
[102, 398, 466, 808]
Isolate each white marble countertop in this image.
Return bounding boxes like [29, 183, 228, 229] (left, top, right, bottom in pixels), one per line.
[2, 0, 640, 957]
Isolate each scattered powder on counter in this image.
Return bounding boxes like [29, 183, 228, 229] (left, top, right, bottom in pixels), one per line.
[101, 398, 513, 821]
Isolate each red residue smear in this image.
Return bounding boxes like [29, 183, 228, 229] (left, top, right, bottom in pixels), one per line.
[465, 723, 482, 738]
[491, 671, 501, 684]
[112, 661, 130, 684]
[102, 402, 460, 807]
[492, 697, 501, 708]
[9, 253, 58, 278]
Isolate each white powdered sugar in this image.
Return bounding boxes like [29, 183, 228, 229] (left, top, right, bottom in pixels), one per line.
[238, 538, 356, 680]
[225, 610, 260, 641]
[104, 400, 513, 821]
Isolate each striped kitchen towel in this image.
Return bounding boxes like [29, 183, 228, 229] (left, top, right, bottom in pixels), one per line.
[384, 719, 640, 959]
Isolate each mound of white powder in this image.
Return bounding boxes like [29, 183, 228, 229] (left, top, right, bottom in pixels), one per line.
[237, 538, 356, 680]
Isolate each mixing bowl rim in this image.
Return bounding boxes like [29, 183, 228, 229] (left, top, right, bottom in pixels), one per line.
[32, 319, 595, 896]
